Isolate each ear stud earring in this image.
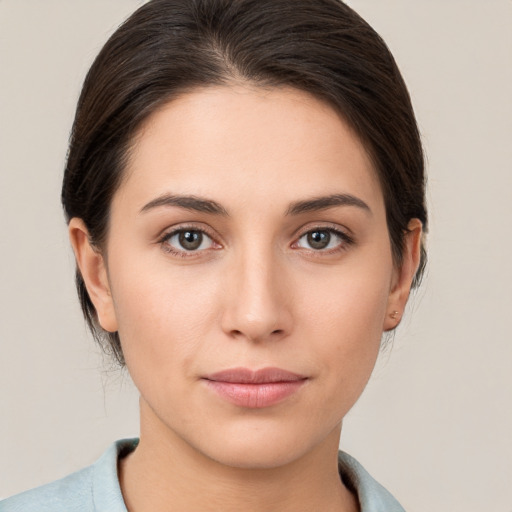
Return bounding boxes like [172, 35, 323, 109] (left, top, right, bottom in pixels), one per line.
[390, 310, 400, 320]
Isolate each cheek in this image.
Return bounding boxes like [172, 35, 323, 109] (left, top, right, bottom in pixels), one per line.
[298, 256, 392, 396]
[299, 251, 392, 338]
[109, 260, 223, 380]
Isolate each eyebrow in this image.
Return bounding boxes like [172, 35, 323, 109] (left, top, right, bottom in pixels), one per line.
[140, 192, 371, 217]
[140, 194, 229, 216]
[285, 194, 371, 216]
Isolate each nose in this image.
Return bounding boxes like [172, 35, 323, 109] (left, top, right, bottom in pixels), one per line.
[220, 248, 293, 344]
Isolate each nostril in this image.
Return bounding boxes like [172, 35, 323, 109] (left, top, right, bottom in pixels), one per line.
[228, 328, 286, 343]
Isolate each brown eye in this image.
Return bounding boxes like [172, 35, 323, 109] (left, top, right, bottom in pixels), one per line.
[179, 230, 203, 250]
[307, 230, 331, 250]
[296, 228, 350, 251]
[163, 229, 214, 252]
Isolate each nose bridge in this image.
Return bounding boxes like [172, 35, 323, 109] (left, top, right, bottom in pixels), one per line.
[221, 239, 291, 343]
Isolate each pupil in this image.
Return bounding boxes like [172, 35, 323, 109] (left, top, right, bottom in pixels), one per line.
[179, 230, 202, 250]
[308, 230, 330, 249]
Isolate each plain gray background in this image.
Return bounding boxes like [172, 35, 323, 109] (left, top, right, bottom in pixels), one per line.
[1, 1, 511, 510]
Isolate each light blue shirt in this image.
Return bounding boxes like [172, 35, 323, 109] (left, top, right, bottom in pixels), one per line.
[0, 439, 405, 511]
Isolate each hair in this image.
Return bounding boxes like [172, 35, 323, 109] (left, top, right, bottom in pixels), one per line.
[62, 0, 427, 365]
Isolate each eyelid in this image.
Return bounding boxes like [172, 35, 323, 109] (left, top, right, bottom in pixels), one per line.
[291, 223, 355, 252]
[155, 222, 354, 258]
[156, 223, 222, 255]
[294, 222, 354, 241]
[156, 222, 219, 242]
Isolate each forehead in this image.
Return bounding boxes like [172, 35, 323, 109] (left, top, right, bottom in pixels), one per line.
[117, 85, 384, 215]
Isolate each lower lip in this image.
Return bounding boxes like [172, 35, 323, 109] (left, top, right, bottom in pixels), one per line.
[204, 380, 306, 408]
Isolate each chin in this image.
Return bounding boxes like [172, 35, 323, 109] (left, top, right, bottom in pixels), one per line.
[207, 442, 306, 470]
[191, 419, 335, 470]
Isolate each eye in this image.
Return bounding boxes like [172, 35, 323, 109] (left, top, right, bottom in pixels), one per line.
[162, 229, 216, 253]
[295, 228, 351, 251]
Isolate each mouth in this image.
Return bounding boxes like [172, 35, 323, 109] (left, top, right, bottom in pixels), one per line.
[202, 367, 308, 408]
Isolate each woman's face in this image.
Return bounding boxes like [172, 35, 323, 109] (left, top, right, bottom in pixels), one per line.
[73, 85, 418, 468]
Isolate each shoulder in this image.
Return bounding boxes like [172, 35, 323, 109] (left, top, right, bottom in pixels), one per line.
[0, 439, 137, 512]
[338, 451, 406, 512]
[0, 465, 95, 512]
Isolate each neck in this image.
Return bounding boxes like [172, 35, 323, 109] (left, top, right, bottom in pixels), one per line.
[119, 400, 359, 512]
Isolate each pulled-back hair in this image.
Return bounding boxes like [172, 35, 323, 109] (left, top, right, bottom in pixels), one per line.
[62, 0, 427, 365]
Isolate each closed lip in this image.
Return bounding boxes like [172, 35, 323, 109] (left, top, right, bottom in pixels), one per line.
[202, 367, 308, 408]
[203, 367, 307, 384]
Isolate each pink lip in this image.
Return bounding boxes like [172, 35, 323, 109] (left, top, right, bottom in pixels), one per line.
[202, 367, 307, 408]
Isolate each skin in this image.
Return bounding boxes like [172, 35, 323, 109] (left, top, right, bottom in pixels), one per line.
[70, 85, 422, 512]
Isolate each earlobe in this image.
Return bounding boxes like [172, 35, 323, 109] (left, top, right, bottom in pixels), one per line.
[68, 218, 118, 333]
[384, 218, 423, 331]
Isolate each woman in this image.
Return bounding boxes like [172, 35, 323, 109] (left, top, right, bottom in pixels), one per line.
[1, 0, 426, 510]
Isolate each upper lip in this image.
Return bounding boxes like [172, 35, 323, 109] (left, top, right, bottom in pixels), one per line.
[203, 367, 306, 384]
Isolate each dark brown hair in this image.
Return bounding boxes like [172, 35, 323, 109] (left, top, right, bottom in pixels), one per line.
[62, 0, 427, 365]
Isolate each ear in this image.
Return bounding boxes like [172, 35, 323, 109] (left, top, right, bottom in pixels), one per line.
[384, 218, 423, 331]
[68, 218, 118, 333]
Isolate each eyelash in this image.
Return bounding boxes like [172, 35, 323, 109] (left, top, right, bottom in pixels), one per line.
[293, 226, 354, 255]
[157, 225, 354, 258]
[157, 225, 220, 258]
